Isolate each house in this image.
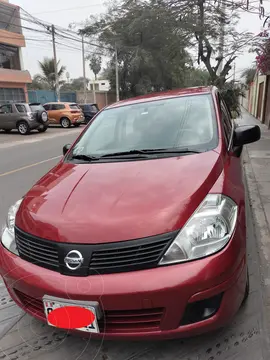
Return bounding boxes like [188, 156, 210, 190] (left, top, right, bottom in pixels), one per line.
[89, 80, 110, 92]
[0, 0, 31, 104]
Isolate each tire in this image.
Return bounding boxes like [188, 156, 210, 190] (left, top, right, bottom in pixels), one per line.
[85, 117, 91, 124]
[74, 123, 81, 127]
[38, 125, 48, 133]
[241, 268, 250, 306]
[40, 111, 48, 123]
[60, 118, 71, 128]
[4, 129, 11, 133]
[17, 121, 30, 135]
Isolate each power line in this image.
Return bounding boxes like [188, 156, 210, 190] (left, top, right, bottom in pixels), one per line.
[32, 4, 102, 15]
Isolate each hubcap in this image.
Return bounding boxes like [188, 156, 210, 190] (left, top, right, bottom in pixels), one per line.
[19, 124, 27, 134]
[62, 119, 69, 128]
[41, 112, 48, 122]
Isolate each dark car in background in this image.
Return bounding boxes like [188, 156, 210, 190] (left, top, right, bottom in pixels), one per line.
[0, 103, 49, 135]
[79, 103, 99, 124]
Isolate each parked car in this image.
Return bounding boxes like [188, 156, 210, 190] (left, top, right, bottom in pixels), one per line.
[79, 103, 99, 124]
[29, 103, 48, 132]
[0, 103, 49, 135]
[0, 87, 261, 340]
[43, 102, 84, 128]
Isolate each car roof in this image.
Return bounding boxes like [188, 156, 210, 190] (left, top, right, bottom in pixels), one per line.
[43, 102, 77, 105]
[79, 103, 97, 106]
[106, 86, 215, 110]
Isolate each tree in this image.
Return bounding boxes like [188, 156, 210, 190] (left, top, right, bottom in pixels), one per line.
[89, 55, 102, 80]
[80, 1, 193, 98]
[27, 74, 50, 90]
[35, 57, 66, 91]
[60, 77, 90, 91]
[241, 66, 257, 86]
[160, 0, 254, 88]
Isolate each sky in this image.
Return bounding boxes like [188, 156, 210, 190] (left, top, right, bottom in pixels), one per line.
[10, 0, 270, 81]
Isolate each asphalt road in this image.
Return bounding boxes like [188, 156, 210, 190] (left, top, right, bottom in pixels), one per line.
[0, 120, 268, 360]
[0, 126, 83, 226]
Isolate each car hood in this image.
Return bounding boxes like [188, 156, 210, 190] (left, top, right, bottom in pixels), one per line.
[16, 151, 223, 244]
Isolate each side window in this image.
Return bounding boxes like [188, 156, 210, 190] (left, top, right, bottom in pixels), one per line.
[15, 104, 26, 113]
[43, 104, 50, 111]
[219, 97, 233, 147]
[1, 105, 12, 113]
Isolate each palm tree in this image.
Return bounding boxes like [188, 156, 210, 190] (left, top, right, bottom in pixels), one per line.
[35, 57, 66, 90]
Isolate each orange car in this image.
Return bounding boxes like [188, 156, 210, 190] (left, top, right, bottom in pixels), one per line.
[43, 102, 85, 128]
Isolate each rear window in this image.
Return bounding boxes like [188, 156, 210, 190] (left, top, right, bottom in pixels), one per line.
[15, 104, 27, 113]
[69, 104, 80, 110]
[51, 104, 65, 110]
[30, 104, 45, 112]
[91, 105, 99, 112]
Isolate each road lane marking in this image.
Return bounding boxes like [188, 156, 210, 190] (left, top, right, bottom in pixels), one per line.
[0, 156, 61, 178]
[0, 128, 83, 149]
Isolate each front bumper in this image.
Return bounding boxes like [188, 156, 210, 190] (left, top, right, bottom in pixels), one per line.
[0, 227, 247, 340]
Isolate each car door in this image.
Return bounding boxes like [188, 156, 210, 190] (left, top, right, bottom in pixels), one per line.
[44, 104, 57, 124]
[0, 104, 16, 129]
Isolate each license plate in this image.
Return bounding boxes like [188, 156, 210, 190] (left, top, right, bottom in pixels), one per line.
[43, 295, 100, 333]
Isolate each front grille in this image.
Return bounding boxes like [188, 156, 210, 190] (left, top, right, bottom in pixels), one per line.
[15, 227, 176, 275]
[89, 235, 172, 274]
[15, 289, 45, 318]
[15, 290, 164, 333]
[100, 308, 164, 333]
[15, 228, 59, 272]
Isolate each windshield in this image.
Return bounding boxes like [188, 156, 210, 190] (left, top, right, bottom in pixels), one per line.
[69, 94, 218, 160]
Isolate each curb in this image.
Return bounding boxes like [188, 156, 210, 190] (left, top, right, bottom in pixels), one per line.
[243, 147, 270, 357]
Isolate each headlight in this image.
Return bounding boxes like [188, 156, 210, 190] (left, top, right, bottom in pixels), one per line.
[1, 199, 23, 255]
[159, 194, 237, 265]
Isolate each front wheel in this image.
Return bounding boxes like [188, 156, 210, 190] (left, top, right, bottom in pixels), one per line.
[38, 125, 48, 133]
[17, 121, 30, 135]
[60, 118, 71, 128]
[241, 268, 250, 306]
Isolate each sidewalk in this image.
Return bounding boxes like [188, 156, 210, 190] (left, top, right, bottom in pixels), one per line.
[240, 110, 270, 344]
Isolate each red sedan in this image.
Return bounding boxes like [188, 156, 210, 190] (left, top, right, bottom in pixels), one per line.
[0, 86, 261, 339]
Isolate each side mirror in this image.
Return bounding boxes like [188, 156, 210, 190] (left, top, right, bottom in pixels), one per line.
[63, 144, 71, 156]
[233, 125, 261, 147]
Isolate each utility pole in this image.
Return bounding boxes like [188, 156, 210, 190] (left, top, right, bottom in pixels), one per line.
[217, 0, 225, 76]
[115, 42, 119, 102]
[51, 25, 60, 102]
[233, 61, 236, 83]
[82, 35, 87, 104]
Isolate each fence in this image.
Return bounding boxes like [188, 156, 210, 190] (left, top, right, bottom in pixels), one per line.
[27, 90, 116, 109]
[28, 90, 76, 104]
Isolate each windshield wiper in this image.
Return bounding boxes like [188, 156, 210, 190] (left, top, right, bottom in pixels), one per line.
[99, 148, 202, 158]
[70, 154, 101, 161]
[99, 150, 151, 158]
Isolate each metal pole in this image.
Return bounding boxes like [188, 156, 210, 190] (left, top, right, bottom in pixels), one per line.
[82, 35, 87, 104]
[233, 62, 236, 83]
[217, 0, 225, 76]
[52, 25, 60, 102]
[115, 42, 119, 102]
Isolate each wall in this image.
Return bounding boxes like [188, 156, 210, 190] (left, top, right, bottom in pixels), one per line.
[250, 74, 267, 121]
[76, 91, 116, 109]
[28, 90, 76, 104]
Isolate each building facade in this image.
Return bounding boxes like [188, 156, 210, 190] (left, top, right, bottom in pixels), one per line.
[0, 0, 31, 104]
[89, 80, 110, 92]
